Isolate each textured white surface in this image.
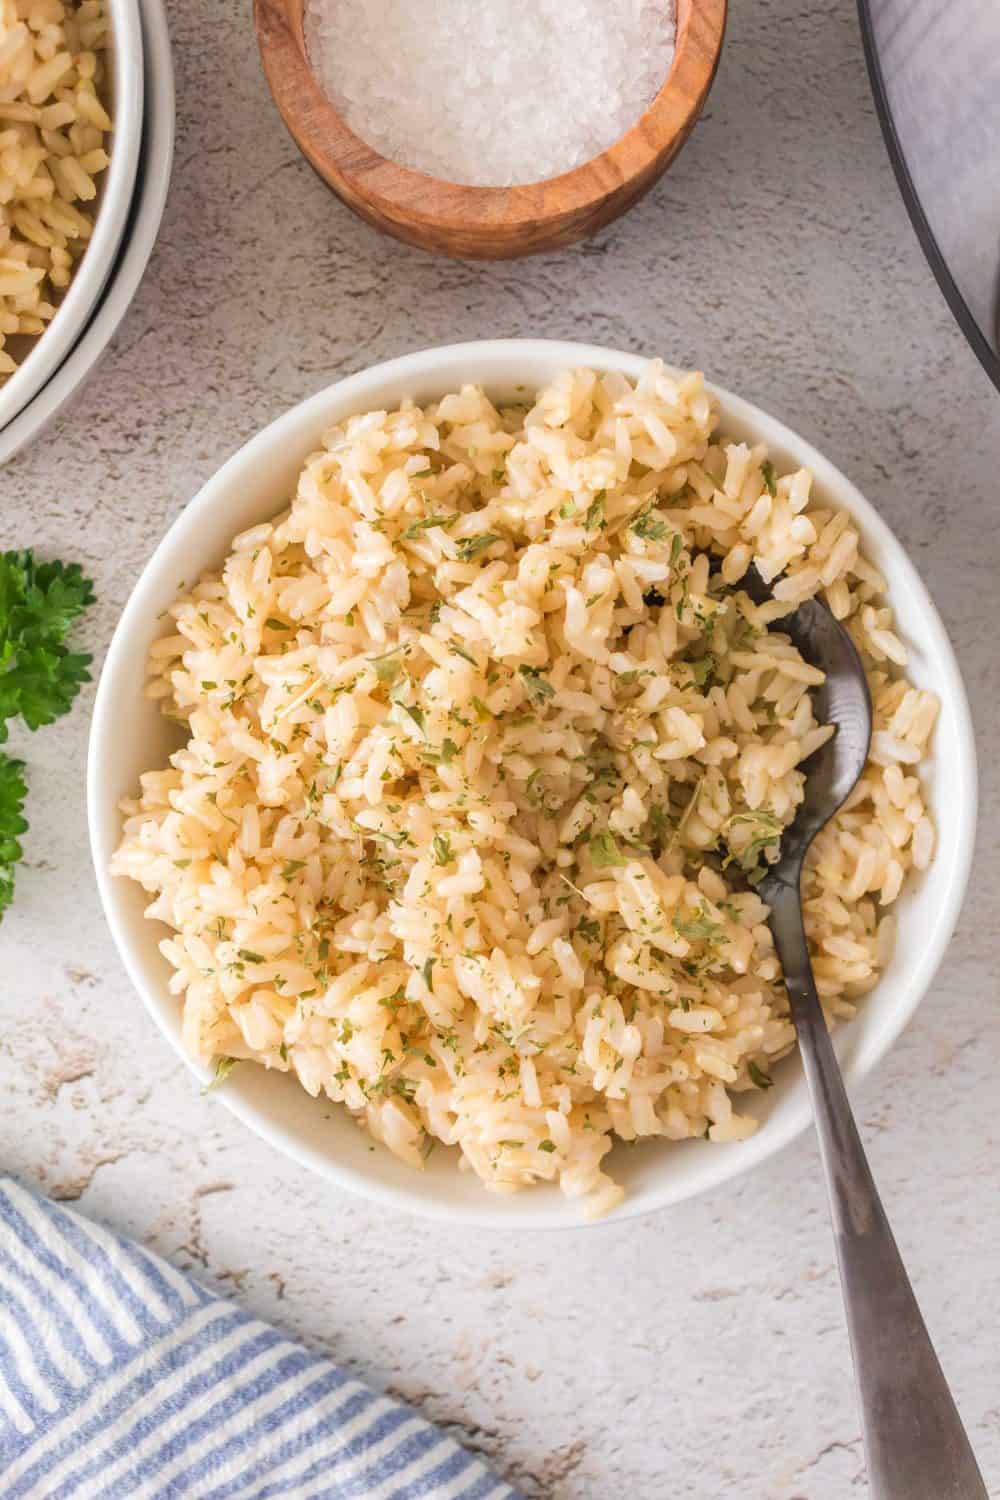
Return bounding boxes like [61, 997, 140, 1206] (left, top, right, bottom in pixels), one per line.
[2, 0, 998, 1495]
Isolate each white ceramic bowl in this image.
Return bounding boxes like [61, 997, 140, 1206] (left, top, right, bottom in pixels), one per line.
[0, 0, 145, 434]
[88, 341, 977, 1229]
[0, 0, 172, 467]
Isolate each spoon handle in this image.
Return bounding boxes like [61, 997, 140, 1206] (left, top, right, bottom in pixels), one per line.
[767, 884, 988, 1500]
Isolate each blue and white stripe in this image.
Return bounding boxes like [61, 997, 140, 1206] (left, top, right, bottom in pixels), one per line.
[0, 1179, 520, 1500]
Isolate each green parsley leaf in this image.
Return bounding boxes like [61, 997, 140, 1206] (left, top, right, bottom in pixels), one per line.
[0, 754, 28, 919]
[202, 1056, 239, 1094]
[455, 533, 500, 562]
[422, 957, 436, 993]
[0, 550, 96, 742]
[238, 949, 266, 964]
[538, 1139, 557, 1153]
[672, 908, 723, 942]
[0, 552, 94, 647]
[449, 643, 477, 665]
[588, 832, 627, 868]
[584, 493, 606, 530]
[401, 704, 426, 736]
[748, 1059, 774, 1090]
[369, 646, 404, 686]
[686, 655, 717, 689]
[761, 461, 777, 497]
[669, 533, 683, 566]
[471, 696, 493, 721]
[433, 834, 452, 866]
[630, 507, 668, 542]
[722, 810, 785, 877]
[264, 617, 290, 631]
[401, 515, 455, 540]
[518, 666, 555, 705]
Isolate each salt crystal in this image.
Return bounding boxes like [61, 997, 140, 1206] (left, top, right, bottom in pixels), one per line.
[304, 0, 677, 188]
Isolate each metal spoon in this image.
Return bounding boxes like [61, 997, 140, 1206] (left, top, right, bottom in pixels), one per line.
[746, 576, 988, 1499]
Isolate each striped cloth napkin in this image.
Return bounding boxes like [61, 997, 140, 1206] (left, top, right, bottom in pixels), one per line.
[0, 1177, 521, 1500]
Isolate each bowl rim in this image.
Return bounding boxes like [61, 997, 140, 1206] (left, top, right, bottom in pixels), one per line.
[253, 0, 727, 233]
[88, 339, 978, 1230]
[0, 0, 145, 432]
[0, 0, 174, 468]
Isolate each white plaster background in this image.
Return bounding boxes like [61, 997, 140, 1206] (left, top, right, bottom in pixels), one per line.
[2, 1, 998, 1494]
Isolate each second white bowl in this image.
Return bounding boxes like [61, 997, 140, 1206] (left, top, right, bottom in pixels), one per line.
[88, 341, 977, 1228]
[0, 0, 144, 433]
[0, 0, 173, 466]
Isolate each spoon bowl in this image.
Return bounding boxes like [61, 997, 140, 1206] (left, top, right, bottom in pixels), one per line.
[743, 576, 873, 897]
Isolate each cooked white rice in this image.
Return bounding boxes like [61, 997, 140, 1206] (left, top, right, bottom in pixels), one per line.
[0, 0, 111, 382]
[112, 363, 938, 1217]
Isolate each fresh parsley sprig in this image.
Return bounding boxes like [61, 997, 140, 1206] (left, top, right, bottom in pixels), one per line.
[0, 755, 27, 919]
[0, 550, 96, 920]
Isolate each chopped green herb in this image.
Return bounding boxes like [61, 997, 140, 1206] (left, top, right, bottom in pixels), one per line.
[672, 908, 723, 942]
[449, 643, 477, 665]
[761, 461, 777, 497]
[588, 831, 627, 869]
[264, 618, 290, 631]
[402, 704, 427, 735]
[433, 834, 452, 866]
[748, 1059, 774, 1090]
[202, 1056, 238, 1094]
[471, 696, 493, 721]
[584, 493, 606, 530]
[630, 507, 668, 542]
[538, 1139, 557, 1153]
[401, 515, 455, 540]
[369, 646, 405, 686]
[686, 655, 717, 689]
[456, 533, 500, 562]
[422, 957, 436, 993]
[238, 949, 266, 964]
[518, 666, 555, 705]
[722, 810, 784, 877]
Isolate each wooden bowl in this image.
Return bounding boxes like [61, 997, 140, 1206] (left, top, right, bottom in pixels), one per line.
[253, 0, 727, 260]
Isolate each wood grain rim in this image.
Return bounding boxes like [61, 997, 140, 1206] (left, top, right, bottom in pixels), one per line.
[254, 0, 727, 255]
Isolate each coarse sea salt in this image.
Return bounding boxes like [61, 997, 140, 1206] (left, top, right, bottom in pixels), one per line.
[304, 0, 677, 188]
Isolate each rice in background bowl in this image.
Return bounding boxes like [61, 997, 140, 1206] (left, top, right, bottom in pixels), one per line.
[0, 0, 112, 380]
[89, 342, 976, 1228]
